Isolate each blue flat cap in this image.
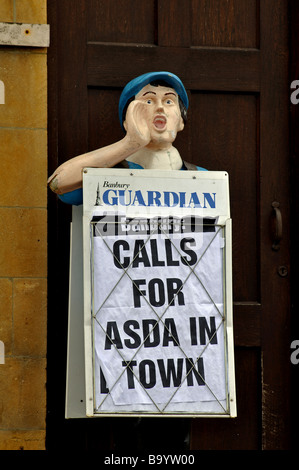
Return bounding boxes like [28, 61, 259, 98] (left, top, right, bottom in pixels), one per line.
[118, 71, 189, 130]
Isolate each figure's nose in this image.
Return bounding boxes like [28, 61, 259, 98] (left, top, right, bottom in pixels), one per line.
[155, 100, 164, 112]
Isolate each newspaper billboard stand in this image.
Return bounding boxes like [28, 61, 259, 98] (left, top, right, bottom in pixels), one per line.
[66, 167, 236, 418]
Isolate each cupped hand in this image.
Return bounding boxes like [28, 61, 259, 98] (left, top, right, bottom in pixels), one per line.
[124, 100, 151, 149]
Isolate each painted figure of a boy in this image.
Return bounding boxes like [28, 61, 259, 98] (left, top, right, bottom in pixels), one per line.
[48, 72, 206, 205]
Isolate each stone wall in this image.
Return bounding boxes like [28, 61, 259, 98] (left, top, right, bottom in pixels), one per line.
[0, 0, 47, 450]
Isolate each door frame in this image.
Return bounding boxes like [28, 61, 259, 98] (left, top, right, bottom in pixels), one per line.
[290, 0, 299, 449]
[46, 0, 296, 450]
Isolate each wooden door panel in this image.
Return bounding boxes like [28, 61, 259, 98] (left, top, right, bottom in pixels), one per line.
[88, 88, 124, 150]
[47, 0, 291, 450]
[157, 0, 192, 47]
[191, 0, 259, 48]
[87, 0, 156, 44]
[189, 93, 259, 303]
[191, 348, 261, 450]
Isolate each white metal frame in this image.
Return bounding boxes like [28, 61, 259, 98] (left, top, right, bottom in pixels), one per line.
[65, 168, 236, 419]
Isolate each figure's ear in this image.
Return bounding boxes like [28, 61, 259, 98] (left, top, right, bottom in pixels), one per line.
[178, 116, 184, 132]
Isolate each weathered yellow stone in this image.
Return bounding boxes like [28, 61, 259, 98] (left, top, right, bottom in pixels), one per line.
[0, 357, 46, 430]
[13, 278, 47, 356]
[0, 128, 47, 207]
[0, 0, 14, 23]
[0, 429, 46, 450]
[0, 279, 13, 355]
[0, 207, 47, 278]
[0, 51, 47, 129]
[0, 0, 48, 449]
[16, 0, 47, 24]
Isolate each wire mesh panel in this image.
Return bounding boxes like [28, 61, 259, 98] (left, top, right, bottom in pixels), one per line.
[81, 169, 236, 418]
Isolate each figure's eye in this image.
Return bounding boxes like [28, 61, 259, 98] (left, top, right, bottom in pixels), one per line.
[166, 99, 173, 105]
[146, 99, 152, 104]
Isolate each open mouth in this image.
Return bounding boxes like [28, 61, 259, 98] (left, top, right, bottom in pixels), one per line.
[153, 115, 167, 130]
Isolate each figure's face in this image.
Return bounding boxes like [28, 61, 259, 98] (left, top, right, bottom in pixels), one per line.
[133, 84, 184, 149]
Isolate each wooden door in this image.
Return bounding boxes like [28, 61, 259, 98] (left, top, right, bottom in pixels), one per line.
[47, 0, 291, 450]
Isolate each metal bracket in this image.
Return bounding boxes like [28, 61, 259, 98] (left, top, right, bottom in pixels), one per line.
[0, 22, 50, 47]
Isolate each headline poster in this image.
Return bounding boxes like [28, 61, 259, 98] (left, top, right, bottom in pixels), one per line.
[83, 169, 235, 416]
